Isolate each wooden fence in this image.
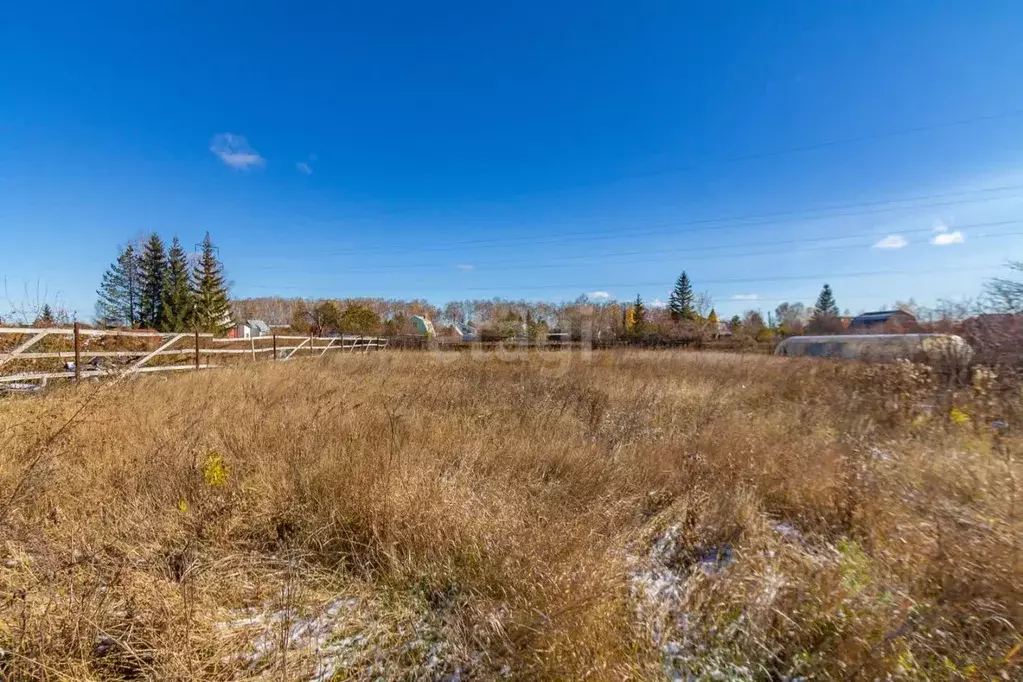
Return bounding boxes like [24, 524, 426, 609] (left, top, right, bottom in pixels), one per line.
[0, 325, 388, 389]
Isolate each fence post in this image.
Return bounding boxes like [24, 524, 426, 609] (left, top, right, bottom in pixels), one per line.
[73, 322, 81, 382]
[272, 333, 277, 361]
[310, 331, 314, 358]
[251, 336, 256, 361]
[194, 328, 200, 370]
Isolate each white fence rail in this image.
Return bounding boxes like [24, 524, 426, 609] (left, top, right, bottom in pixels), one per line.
[0, 325, 388, 389]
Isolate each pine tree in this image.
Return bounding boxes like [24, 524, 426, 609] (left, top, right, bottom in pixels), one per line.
[161, 237, 194, 331]
[809, 283, 841, 334]
[36, 304, 55, 326]
[95, 243, 142, 327]
[813, 283, 839, 318]
[668, 271, 696, 322]
[191, 232, 232, 334]
[632, 294, 646, 333]
[139, 234, 168, 329]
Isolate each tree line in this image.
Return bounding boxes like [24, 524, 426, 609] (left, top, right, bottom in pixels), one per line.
[611, 274, 845, 343]
[229, 265, 1023, 343]
[95, 232, 231, 333]
[229, 282, 839, 344]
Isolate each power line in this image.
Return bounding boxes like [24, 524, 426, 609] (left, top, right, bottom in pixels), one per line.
[297, 108, 1023, 221]
[244, 264, 1002, 294]
[284, 183, 1023, 257]
[705, 296, 919, 305]
[371, 230, 1023, 274]
[245, 221, 1022, 274]
[575, 109, 1023, 191]
[454, 265, 1004, 293]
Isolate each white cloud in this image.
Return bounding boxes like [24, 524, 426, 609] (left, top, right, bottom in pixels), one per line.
[872, 234, 908, 249]
[731, 294, 759, 301]
[296, 161, 313, 175]
[931, 230, 965, 246]
[933, 221, 949, 233]
[650, 298, 666, 308]
[209, 133, 265, 170]
[456, 264, 474, 271]
[588, 291, 610, 300]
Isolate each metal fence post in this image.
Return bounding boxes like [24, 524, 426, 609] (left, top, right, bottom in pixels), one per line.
[194, 328, 200, 370]
[272, 333, 277, 360]
[73, 322, 81, 382]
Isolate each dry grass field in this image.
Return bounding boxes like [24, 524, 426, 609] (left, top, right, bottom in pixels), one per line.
[1, 351, 1020, 680]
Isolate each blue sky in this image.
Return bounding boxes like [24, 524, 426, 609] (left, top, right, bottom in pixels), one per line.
[3, 1, 1023, 320]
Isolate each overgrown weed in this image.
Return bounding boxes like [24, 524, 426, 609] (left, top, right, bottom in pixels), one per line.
[0, 351, 1019, 679]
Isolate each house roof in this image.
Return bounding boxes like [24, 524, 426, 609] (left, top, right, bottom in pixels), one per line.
[850, 310, 915, 326]
[246, 319, 271, 334]
[410, 315, 435, 335]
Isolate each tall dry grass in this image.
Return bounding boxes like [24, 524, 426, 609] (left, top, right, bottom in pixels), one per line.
[0, 351, 1020, 680]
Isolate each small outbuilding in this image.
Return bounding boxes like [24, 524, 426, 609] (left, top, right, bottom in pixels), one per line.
[410, 315, 435, 337]
[237, 319, 271, 339]
[452, 323, 478, 341]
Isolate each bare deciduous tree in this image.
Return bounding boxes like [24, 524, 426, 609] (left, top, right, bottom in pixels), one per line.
[984, 261, 1023, 313]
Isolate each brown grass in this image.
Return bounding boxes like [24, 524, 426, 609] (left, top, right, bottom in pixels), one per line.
[0, 351, 1020, 680]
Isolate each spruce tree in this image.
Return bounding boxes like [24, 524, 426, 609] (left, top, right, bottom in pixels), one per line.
[191, 232, 232, 334]
[813, 283, 839, 318]
[809, 283, 841, 334]
[668, 271, 696, 322]
[36, 304, 55, 326]
[161, 237, 194, 331]
[95, 243, 142, 327]
[139, 234, 168, 329]
[632, 294, 646, 333]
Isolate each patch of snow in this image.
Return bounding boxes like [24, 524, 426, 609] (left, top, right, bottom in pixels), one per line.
[215, 594, 474, 681]
[629, 525, 741, 679]
[217, 597, 366, 680]
[696, 546, 733, 575]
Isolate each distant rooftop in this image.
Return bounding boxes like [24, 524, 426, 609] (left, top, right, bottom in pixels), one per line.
[849, 310, 915, 327]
